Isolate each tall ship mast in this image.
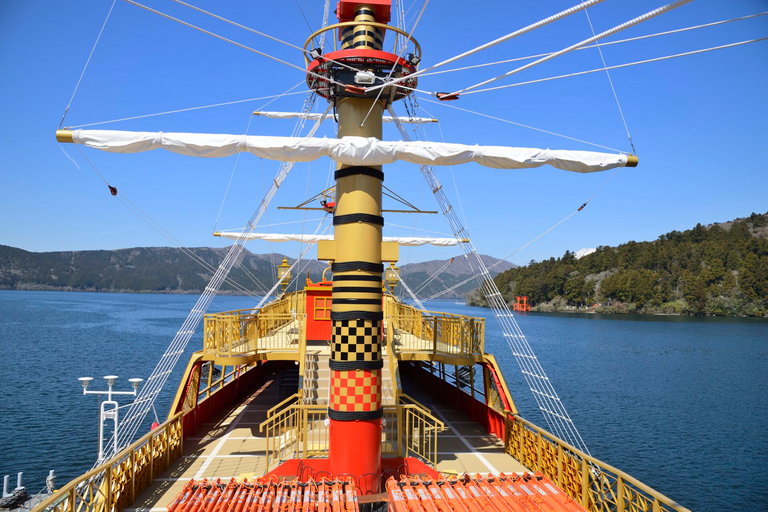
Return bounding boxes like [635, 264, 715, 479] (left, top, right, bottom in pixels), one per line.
[27, 0, 764, 511]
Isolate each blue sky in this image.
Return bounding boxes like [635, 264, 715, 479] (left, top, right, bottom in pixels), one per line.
[1, 0, 766, 267]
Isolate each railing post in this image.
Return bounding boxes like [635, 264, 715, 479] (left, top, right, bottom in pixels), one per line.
[470, 365, 475, 399]
[149, 433, 154, 482]
[556, 443, 562, 489]
[105, 464, 113, 512]
[206, 363, 213, 399]
[130, 447, 136, 504]
[581, 457, 589, 509]
[302, 408, 308, 459]
[166, 426, 171, 470]
[617, 475, 625, 512]
[517, 418, 523, 460]
[536, 431, 542, 472]
[69, 486, 76, 512]
[432, 318, 437, 356]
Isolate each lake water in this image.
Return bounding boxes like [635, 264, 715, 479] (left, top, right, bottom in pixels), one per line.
[0, 291, 766, 511]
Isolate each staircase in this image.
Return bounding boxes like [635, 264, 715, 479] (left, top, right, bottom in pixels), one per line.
[301, 345, 397, 406]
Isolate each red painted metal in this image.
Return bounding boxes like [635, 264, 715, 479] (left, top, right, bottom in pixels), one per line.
[337, 0, 392, 23]
[328, 419, 382, 490]
[305, 277, 333, 342]
[308, 49, 414, 75]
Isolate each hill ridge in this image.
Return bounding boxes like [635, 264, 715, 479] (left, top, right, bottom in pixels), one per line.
[475, 211, 768, 317]
[0, 245, 510, 299]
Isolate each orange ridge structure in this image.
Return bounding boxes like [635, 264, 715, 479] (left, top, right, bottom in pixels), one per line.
[384, 474, 587, 512]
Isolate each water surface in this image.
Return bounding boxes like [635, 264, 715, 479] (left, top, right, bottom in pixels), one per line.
[1, 291, 766, 511]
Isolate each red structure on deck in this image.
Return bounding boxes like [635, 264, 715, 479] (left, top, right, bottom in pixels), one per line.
[305, 275, 333, 342]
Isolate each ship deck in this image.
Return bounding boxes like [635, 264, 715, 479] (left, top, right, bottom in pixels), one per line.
[125, 367, 527, 512]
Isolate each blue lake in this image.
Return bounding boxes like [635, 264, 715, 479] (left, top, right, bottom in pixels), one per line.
[0, 291, 766, 511]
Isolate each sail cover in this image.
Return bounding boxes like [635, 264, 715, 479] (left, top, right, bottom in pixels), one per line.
[254, 111, 437, 124]
[215, 232, 464, 247]
[64, 130, 633, 173]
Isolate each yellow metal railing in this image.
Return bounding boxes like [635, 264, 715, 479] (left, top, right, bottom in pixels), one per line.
[203, 292, 306, 359]
[505, 414, 692, 512]
[385, 296, 484, 360]
[33, 413, 183, 512]
[33, 361, 259, 512]
[259, 397, 445, 470]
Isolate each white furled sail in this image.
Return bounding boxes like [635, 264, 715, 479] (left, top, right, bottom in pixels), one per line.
[59, 130, 636, 173]
[253, 111, 438, 124]
[214, 232, 465, 247]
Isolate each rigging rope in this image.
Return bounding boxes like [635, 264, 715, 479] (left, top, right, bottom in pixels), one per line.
[120, 0, 350, 91]
[420, 98, 623, 153]
[466, 36, 768, 95]
[71, 145, 266, 297]
[214, 114, 255, 233]
[59, 0, 117, 129]
[388, 106, 590, 453]
[171, 0, 368, 79]
[584, 9, 636, 154]
[360, 0, 430, 128]
[425, 166, 623, 302]
[319, 0, 331, 51]
[414, 11, 768, 79]
[410, 258, 455, 296]
[104, 99, 331, 460]
[392, 263, 427, 311]
[254, 219, 332, 309]
[453, 0, 693, 97]
[369, 0, 608, 93]
[68, 89, 307, 129]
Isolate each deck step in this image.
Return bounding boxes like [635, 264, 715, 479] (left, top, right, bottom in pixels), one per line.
[301, 348, 399, 406]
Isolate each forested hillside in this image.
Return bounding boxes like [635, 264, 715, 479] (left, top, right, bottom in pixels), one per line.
[480, 212, 768, 317]
[0, 246, 325, 295]
[0, 245, 508, 299]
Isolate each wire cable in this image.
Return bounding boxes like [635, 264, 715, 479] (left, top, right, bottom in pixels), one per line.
[454, 0, 693, 97]
[59, 0, 118, 129]
[360, 0, 430, 128]
[413, 11, 768, 79]
[369, 0, 608, 93]
[419, 97, 624, 153]
[121, 0, 349, 90]
[425, 166, 624, 301]
[466, 36, 768, 95]
[67, 89, 307, 129]
[584, 9, 636, 154]
[71, 145, 266, 297]
[171, 0, 370, 79]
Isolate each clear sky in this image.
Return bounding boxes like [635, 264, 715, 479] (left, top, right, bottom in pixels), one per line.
[1, 0, 766, 267]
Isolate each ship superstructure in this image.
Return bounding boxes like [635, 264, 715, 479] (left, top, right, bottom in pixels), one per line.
[34, 1, 701, 512]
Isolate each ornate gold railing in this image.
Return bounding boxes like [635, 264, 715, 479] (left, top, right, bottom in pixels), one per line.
[203, 292, 306, 360]
[505, 414, 692, 512]
[34, 413, 183, 512]
[33, 360, 259, 512]
[259, 396, 444, 470]
[384, 296, 484, 362]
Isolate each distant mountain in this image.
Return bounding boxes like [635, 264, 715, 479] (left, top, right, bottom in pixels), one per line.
[0, 245, 511, 299]
[477, 211, 768, 317]
[399, 255, 515, 299]
[0, 245, 325, 295]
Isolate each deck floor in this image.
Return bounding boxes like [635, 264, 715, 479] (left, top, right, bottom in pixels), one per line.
[127, 367, 528, 512]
